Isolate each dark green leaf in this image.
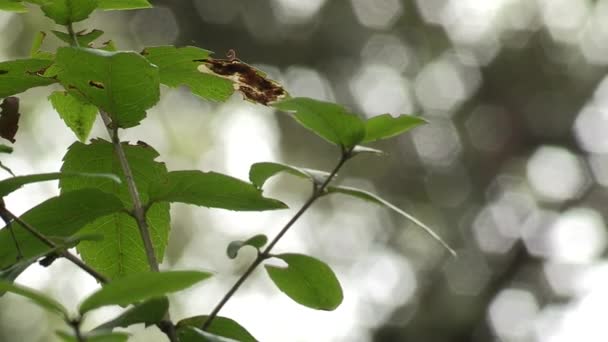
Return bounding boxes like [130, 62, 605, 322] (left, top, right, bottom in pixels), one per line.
[0, 171, 119, 197]
[79, 271, 212, 314]
[41, 0, 97, 25]
[94, 297, 168, 331]
[0, 58, 55, 98]
[0, 189, 124, 269]
[97, 0, 151, 10]
[60, 139, 170, 279]
[56, 47, 160, 128]
[177, 316, 256, 342]
[0, 281, 68, 318]
[264, 253, 343, 310]
[49, 91, 98, 141]
[325, 186, 456, 256]
[0, 0, 27, 12]
[272, 97, 366, 149]
[148, 170, 287, 211]
[0, 144, 12, 153]
[52, 29, 104, 46]
[178, 326, 239, 342]
[142, 46, 234, 102]
[56, 330, 129, 342]
[0, 96, 19, 143]
[249, 162, 330, 189]
[227, 234, 267, 259]
[362, 114, 426, 143]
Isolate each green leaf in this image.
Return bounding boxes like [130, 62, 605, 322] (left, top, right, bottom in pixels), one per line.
[79, 271, 212, 314]
[0, 281, 68, 318]
[325, 186, 456, 256]
[30, 32, 53, 60]
[41, 0, 97, 25]
[56, 330, 129, 342]
[0, 0, 27, 12]
[0, 189, 124, 269]
[141, 46, 234, 102]
[60, 139, 170, 279]
[249, 162, 330, 189]
[56, 47, 160, 128]
[94, 297, 168, 331]
[97, 0, 150, 10]
[272, 97, 366, 149]
[0, 171, 119, 197]
[52, 29, 104, 46]
[227, 234, 267, 259]
[362, 114, 426, 143]
[148, 170, 287, 211]
[0, 58, 56, 98]
[177, 326, 239, 342]
[264, 253, 343, 311]
[177, 316, 256, 342]
[49, 91, 98, 141]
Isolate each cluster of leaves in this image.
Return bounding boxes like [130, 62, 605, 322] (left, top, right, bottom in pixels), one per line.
[0, 1, 454, 341]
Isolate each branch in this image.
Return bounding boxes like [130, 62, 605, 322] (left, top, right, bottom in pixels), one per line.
[99, 110, 159, 272]
[0, 207, 108, 284]
[202, 150, 351, 330]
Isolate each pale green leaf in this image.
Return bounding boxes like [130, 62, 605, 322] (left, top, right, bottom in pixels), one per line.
[97, 0, 150, 10]
[0, 0, 27, 12]
[49, 91, 98, 141]
[177, 326, 239, 342]
[56, 330, 129, 342]
[41, 0, 97, 25]
[0, 281, 68, 318]
[0, 171, 119, 196]
[226, 234, 267, 259]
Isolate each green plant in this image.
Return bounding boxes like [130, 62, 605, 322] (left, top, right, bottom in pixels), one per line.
[0, 1, 455, 341]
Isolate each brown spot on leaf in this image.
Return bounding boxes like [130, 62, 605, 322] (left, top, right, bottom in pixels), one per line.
[88, 80, 105, 89]
[0, 97, 20, 143]
[201, 57, 288, 105]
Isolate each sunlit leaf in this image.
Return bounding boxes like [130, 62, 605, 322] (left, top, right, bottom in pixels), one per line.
[79, 271, 212, 314]
[56, 330, 129, 342]
[0, 0, 27, 12]
[49, 91, 98, 141]
[0, 58, 55, 98]
[325, 186, 456, 256]
[56, 47, 159, 128]
[264, 253, 343, 310]
[142, 46, 234, 102]
[97, 0, 151, 10]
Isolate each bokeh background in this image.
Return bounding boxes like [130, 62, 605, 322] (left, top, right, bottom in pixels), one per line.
[1, 0, 608, 341]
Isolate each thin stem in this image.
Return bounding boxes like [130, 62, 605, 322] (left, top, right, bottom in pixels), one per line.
[67, 23, 80, 47]
[70, 319, 84, 342]
[1, 208, 109, 284]
[99, 110, 159, 272]
[202, 151, 350, 330]
[0, 202, 22, 259]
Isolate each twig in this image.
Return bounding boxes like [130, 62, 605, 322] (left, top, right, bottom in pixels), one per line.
[202, 151, 351, 330]
[99, 111, 159, 272]
[1, 208, 108, 284]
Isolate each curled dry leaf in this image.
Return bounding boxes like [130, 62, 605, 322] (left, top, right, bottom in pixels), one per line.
[0, 97, 20, 143]
[197, 51, 288, 105]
